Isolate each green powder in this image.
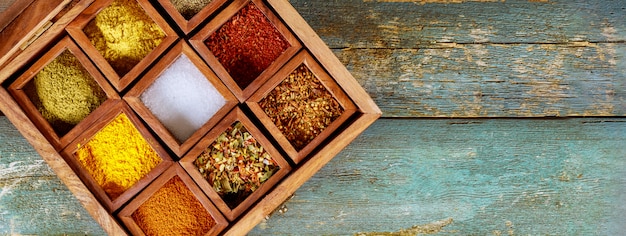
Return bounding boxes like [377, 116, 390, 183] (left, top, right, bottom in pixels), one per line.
[170, 0, 213, 20]
[24, 50, 107, 136]
[83, 0, 166, 77]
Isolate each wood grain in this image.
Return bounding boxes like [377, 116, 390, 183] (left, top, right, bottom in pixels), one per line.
[0, 88, 126, 234]
[249, 118, 626, 235]
[336, 43, 626, 117]
[291, 0, 626, 49]
[1, 0, 625, 234]
[2, 0, 625, 118]
[0, 117, 106, 235]
[0, 0, 94, 83]
[2, 117, 624, 234]
[0, 0, 32, 32]
[0, 0, 69, 69]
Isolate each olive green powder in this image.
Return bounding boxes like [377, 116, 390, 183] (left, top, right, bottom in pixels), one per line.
[24, 50, 107, 136]
[170, 0, 212, 20]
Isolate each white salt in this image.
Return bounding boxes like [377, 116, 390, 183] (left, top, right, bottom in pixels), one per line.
[140, 54, 227, 143]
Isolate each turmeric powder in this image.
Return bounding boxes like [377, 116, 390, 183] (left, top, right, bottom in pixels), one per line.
[83, 0, 165, 77]
[132, 176, 216, 235]
[75, 113, 161, 200]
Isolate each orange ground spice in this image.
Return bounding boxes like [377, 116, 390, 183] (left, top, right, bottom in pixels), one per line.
[75, 113, 161, 199]
[132, 176, 216, 235]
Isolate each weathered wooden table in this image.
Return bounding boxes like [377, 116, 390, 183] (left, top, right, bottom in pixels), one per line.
[1, 0, 625, 235]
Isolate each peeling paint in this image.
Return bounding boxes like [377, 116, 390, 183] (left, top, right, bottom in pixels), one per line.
[355, 218, 454, 235]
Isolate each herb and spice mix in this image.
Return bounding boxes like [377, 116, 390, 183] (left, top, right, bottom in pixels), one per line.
[259, 64, 344, 151]
[193, 122, 279, 209]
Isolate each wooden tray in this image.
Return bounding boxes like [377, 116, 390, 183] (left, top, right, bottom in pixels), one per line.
[0, 0, 381, 234]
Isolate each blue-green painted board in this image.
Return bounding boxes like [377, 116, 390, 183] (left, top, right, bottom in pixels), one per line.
[250, 118, 626, 235]
[0, 118, 106, 235]
[1, 117, 625, 234]
[337, 43, 626, 117]
[291, 0, 626, 49]
[2, 1, 625, 118]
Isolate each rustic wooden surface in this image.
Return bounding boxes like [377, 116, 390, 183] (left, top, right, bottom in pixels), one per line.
[1, 0, 625, 235]
[1, 117, 625, 235]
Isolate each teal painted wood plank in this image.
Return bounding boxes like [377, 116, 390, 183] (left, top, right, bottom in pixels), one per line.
[1, 117, 624, 234]
[291, 0, 626, 49]
[0, 118, 106, 235]
[337, 43, 626, 117]
[1, 2, 625, 118]
[250, 118, 626, 235]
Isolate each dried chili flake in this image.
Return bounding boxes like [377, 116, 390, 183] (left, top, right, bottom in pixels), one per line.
[259, 64, 344, 151]
[204, 3, 290, 89]
[193, 122, 278, 208]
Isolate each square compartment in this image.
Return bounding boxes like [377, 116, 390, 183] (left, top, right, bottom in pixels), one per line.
[156, 0, 228, 34]
[7, 36, 119, 150]
[66, 0, 178, 91]
[189, 0, 301, 101]
[118, 164, 228, 236]
[125, 41, 238, 158]
[60, 100, 173, 212]
[180, 107, 291, 220]
[247, 51, 357, 164]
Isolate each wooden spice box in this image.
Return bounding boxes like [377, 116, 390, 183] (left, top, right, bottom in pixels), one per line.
[0, 0, 381, 235]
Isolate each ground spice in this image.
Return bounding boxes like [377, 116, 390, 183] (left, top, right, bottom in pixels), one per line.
[23, 49, 107, 136]
[132, 176, 216, 235]
[83, 0, 165, 77]
[205, 3, 290, 89]
[170, 0, 212, 20]
[259, 64, 344, 151]
[75, 113, 161, 200]
[194, 122, 279, 209]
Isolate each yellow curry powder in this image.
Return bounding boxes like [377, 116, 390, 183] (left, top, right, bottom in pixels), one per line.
[83, 0, 165, 77]
[132, 176, 216, 235]
[24, 49, 107, 136]
[75, 113, 161, 200]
